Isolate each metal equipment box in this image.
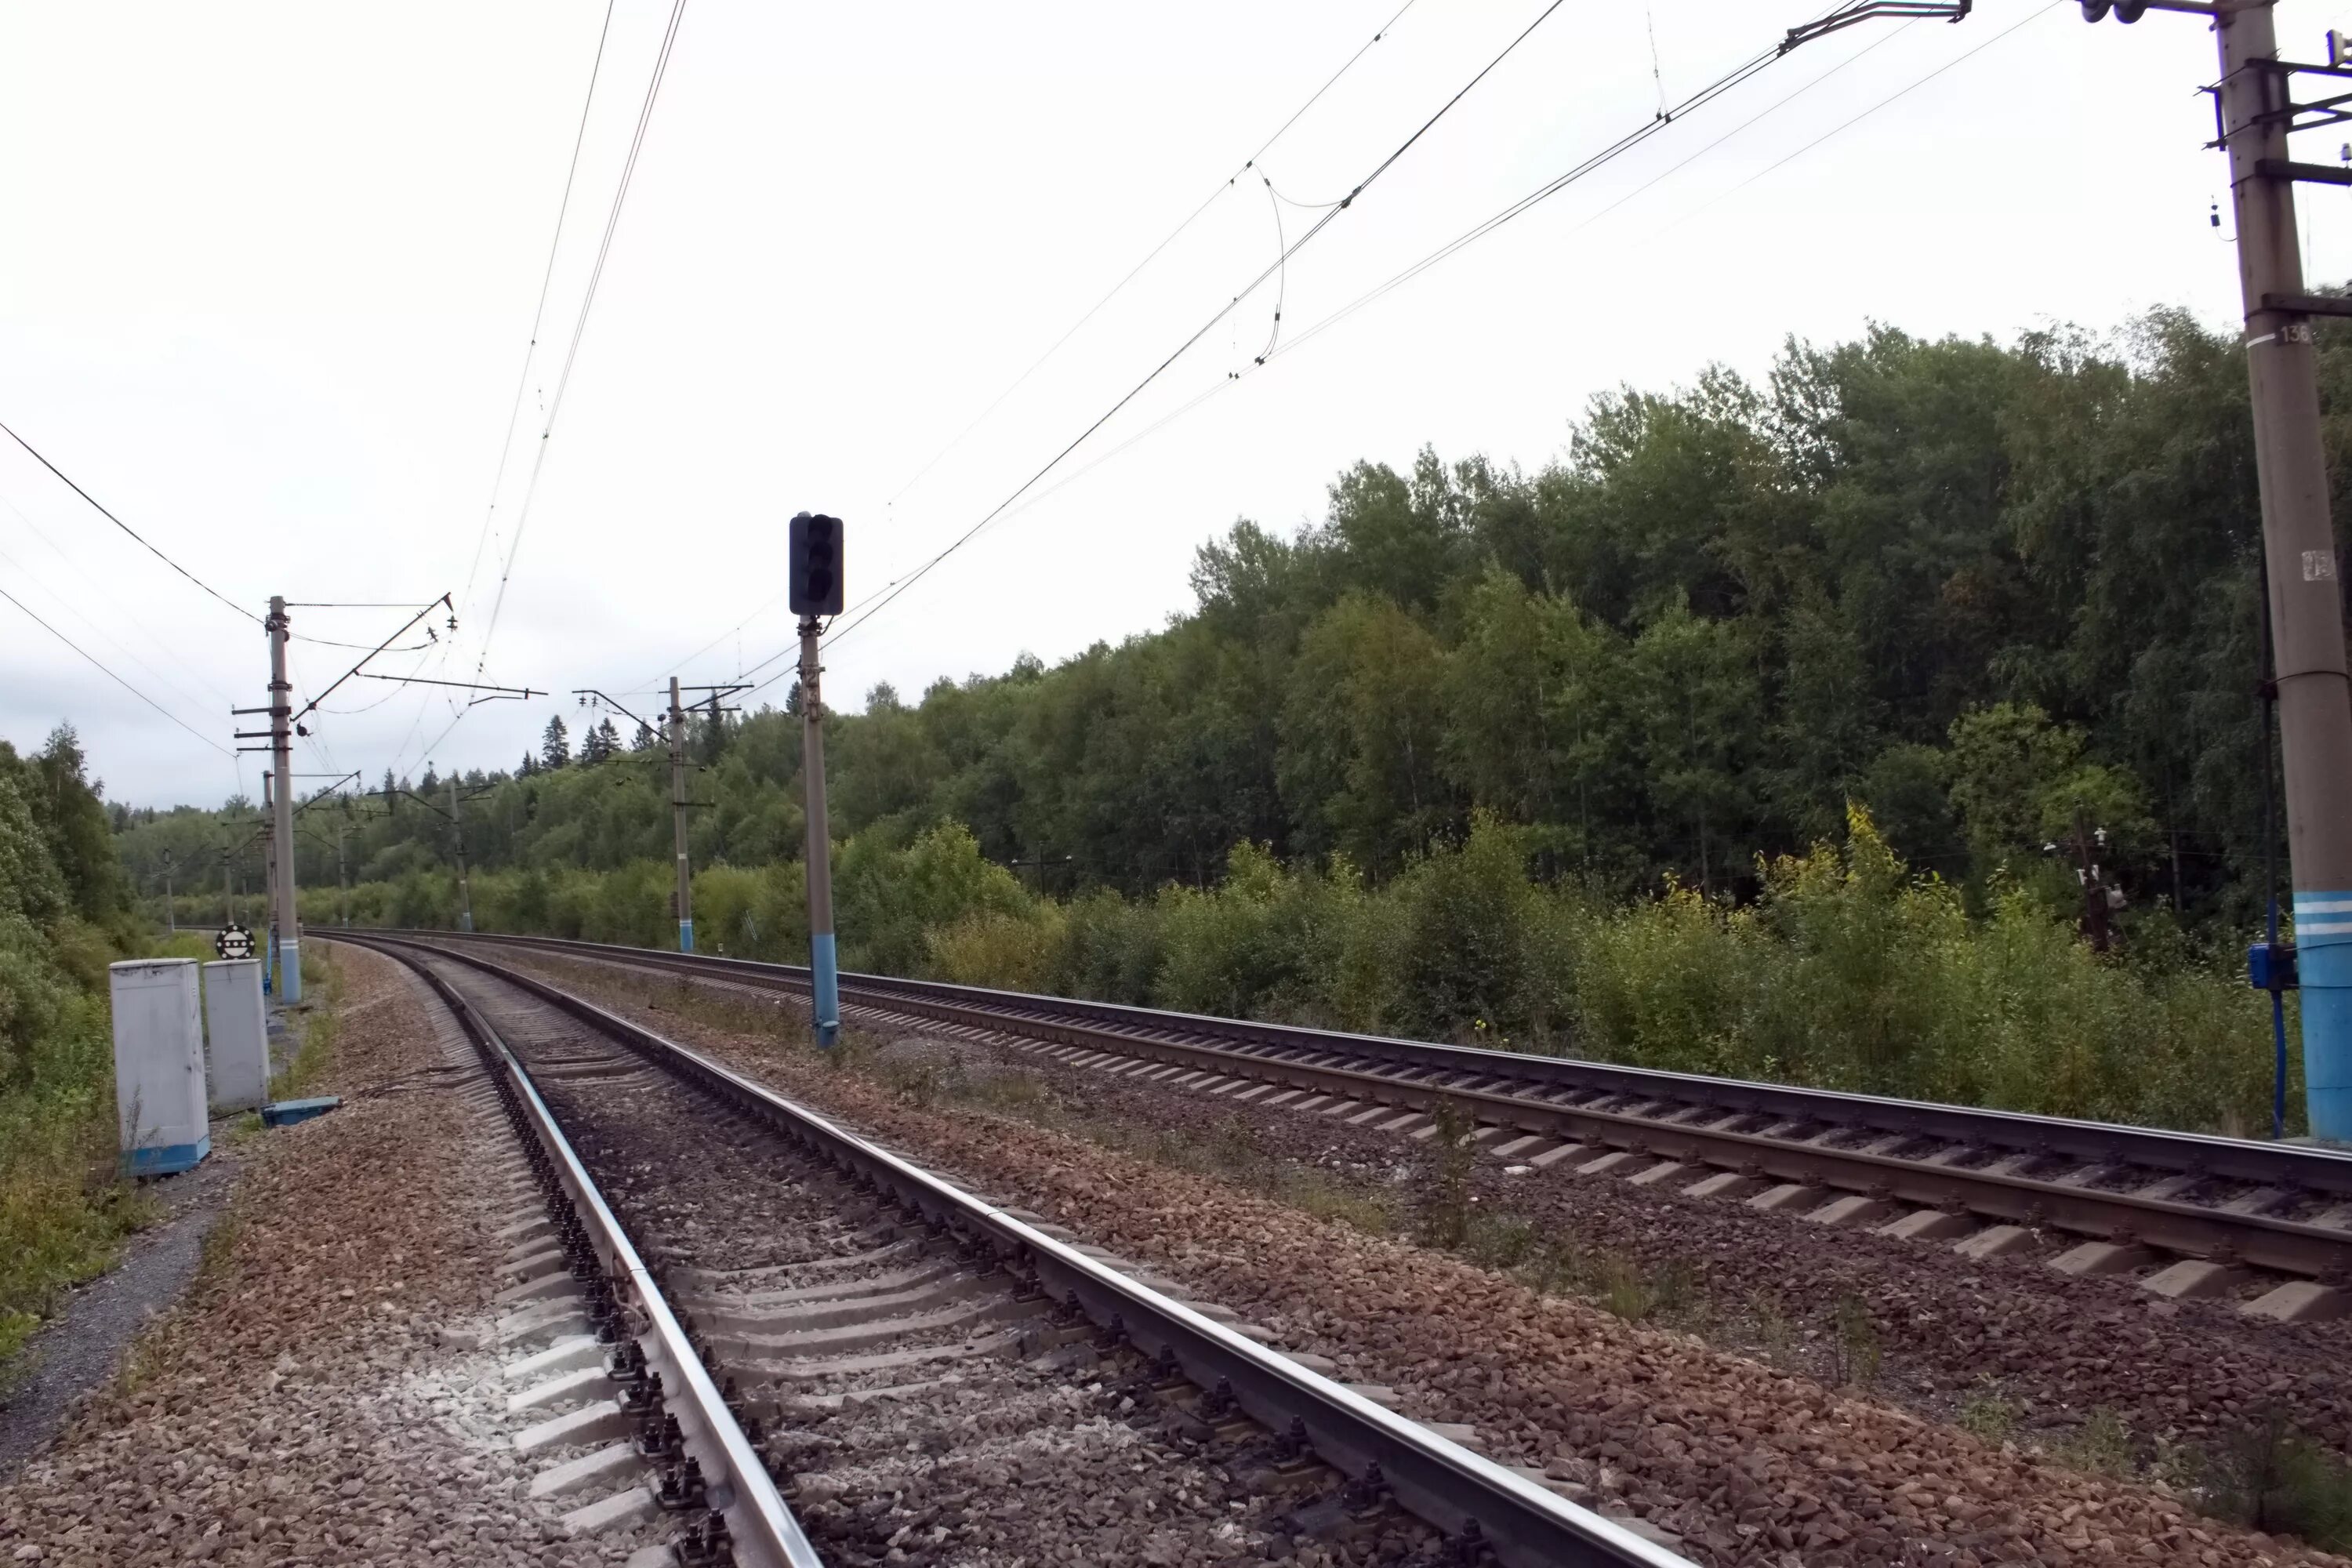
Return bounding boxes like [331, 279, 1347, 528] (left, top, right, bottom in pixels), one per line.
[108, 958, 209, 1175]
[201, 958, 268, 1112]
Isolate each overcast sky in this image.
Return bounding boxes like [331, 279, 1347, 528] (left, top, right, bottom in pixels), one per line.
[0, 0, 2333, 808]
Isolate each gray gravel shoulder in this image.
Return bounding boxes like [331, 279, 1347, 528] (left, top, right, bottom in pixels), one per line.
[0, 945, 655, 1568]
[0, 1142, 243, 1481]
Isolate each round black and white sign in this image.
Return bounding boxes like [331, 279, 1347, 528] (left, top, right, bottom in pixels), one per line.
[215, 923, 256, 960]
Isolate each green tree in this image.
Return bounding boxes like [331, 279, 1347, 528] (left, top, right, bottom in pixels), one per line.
[1278, 593, 1455, 874]
[1625, 598, 1759, 891]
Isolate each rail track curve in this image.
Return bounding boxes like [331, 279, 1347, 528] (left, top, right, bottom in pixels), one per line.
[397, 929, 2352, 1321]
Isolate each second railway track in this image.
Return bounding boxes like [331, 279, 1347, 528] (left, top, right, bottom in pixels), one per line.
[345, 932, 1693, 1568]
[398, 931, 2352, 1324]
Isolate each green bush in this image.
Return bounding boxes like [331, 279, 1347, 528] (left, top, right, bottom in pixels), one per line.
[307, 801, 2284, 1134]
[1564, 808, 2276, 1127]
[930, 905, 1066, 991]
[0, 731, 147, 1373]
[1047, 888, 1164, 1004]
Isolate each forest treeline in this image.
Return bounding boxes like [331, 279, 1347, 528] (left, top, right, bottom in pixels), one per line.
[2, 727, 148, 1361]
[111, 307, 2334, 1129]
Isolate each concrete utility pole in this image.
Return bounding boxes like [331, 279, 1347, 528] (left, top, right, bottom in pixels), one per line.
[264, 597, 301, 1004]
[261, 770, 278, 988]
[337, 822, 348, 928]
[670, 676, 694, 953]
[162, 851, 175, 935]
[799, 618, 840, 1047]
[2085, 0, 2352, 1137]
[2209, 2, 2352, 1138]
[448, 773, 474, 933]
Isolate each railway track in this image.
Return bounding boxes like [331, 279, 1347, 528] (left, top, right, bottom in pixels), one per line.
[374, 938, 817, 1568]
[402, 930, 2352, 1325]
[343, 932, 1694, 1568]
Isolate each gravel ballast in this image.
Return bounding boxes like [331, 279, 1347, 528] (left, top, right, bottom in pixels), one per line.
[0, 944, 658, 1568]
[510, 949, 2350, 1568]
[434, 956, 1448, 1566]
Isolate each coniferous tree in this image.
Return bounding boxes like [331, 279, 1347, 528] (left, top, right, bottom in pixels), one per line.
[540, 717, 571, 771]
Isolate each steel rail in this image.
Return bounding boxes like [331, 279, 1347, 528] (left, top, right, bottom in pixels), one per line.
[400, 931, 2352, 1279]
[821, 983, 2352, 1277]
[341, 935, 824, 1568]
[363, 931, 1695, 1568]
[409, 931, 2352, 1192]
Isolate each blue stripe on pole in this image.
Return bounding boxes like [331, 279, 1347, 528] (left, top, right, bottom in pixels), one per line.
[2297, 893, 2352, 1142]
[811, 931, 840, 1048]
[679, 918, 694, 955]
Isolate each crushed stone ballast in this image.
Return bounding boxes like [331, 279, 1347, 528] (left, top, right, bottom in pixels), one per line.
[381, 942, 821, 1568]
[419, 929, 2352, 1323]
[347, 931, 1696, 1568]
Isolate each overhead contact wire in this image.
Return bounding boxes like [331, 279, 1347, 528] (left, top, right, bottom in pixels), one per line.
[460, 0, 623, 635]
[825, 0, 1573, 651]
[877, 0, 1428, 515]
[0, 416, 260, 625]
[0, 582, 235, 757]
[476, 0, 690, 685]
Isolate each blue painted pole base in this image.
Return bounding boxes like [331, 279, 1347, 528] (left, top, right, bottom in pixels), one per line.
[279, 938, 302, 1005]
[811, 931, 840, 1047]
[2296, 893, 2352, 1142]
[678, 917, 694, 955]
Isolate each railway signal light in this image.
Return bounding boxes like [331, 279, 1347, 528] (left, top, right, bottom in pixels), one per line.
[789, 512, 844, 616]
[2080, 1, 2147, 20]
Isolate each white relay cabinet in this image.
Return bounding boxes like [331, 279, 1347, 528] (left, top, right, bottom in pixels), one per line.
[202, 958, 268, 1112]
[108, 958, 209, 1175]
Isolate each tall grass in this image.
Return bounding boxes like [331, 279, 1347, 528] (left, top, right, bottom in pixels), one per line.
[0, 991, 148, 1367]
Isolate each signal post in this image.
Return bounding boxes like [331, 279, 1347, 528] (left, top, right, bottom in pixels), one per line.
[790, 512, 844, 1047]
[670, 676, 694, 953]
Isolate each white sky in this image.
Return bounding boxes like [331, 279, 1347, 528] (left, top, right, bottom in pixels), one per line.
[0, 0, 2334, 808]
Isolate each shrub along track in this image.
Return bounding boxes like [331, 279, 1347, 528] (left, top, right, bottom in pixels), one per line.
[461, 936, 2352, 1568]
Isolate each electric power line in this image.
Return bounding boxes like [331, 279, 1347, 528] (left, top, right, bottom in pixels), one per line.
[387, 0, 641, 786]
[628, 0, 1435, 702]
[1276, 2, 2040, 362]
[459, 0, 623, 637]
[1054, 2, 2006, 492]
[0, 581, 234, 758]
[474, 0, 692, 686]
[818, 0, 1578, 653]
[877, 0, 1429, 517]
[822, 1, 1983, 655]
[816, 0, 1980, 659]
[1638, 0, 2062, 249]
[1269, 46, 1799, 364]
[0, 416, 260, 625]
[0, 485, 239, 713]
